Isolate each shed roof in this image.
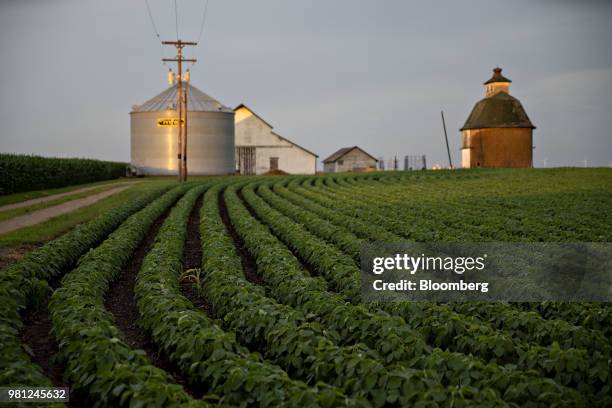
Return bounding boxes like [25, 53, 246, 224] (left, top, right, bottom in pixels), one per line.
[461, 91, 535, 131]
[484, 67, 512, 85]
[131, 83, 232, 113]
[323, 146, 378, 163]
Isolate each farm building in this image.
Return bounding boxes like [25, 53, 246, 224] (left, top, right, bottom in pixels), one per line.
[323, 146, 378, 173]
[130, 83, 235, 175]
[460, 67, 535, 168]
[234, 104, 318, 175]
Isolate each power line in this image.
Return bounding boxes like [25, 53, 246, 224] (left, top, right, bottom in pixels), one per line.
[174, 0, 179, 39]
[197, 0, 210, 44]
[144, 0, 166, 63]
[144, 0, 161, 40]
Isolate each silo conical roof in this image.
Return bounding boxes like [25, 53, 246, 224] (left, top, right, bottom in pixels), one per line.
[131, 83, 232, 113]
[460, 91, 535, 131]
[483, 67, 512, 84]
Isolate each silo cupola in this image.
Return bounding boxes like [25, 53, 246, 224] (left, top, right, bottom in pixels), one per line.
[484, 67, 511, 97]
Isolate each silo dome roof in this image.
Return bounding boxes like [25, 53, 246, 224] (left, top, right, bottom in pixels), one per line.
[461, 91, 535, 131]
[131, 83, 232, 113]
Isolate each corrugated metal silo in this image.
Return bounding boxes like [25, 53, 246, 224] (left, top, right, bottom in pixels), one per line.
[130, 83, 235, 175]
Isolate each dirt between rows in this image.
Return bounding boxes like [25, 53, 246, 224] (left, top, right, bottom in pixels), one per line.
[20, 294, 67, 389]
[236, 187, 319, 279]
[104, 210, 203, 398]
[19, 244, 88, 405]
[180, 195, 215, 315]
[218, 190, 265, 286]
[0, 244, 39, 269]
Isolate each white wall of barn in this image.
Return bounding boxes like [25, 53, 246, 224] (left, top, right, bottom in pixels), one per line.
[234, 106, 316, 174]
[255, 146, 316, 175]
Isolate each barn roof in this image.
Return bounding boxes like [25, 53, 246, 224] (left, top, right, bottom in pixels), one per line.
[131, 83, 233, 113]
[235, 103, 318, 158]
[234, 104, 274, 128]
[461, 91, 535, 131]
[484, 67, 512, 84]
[271, 132, 318, 158]
[323, 146, 378, 163]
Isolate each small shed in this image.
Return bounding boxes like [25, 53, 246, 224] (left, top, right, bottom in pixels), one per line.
[323, 146, 378, 173]
[234, 104, 318, 175]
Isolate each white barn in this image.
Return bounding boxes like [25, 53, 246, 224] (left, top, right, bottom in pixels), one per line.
[234, 104, 318, 175]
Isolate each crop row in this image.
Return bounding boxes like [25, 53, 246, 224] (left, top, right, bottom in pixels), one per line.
[291, 177, 610, 352]
[134, 183, 348, 407]
[317, 175, 611, 329]
[272, 178, 610, 357]
[274, 180, 398, 243]
[246, 180, 608, 397]
[314, 176, 523, 241]
[0, 183, 172, 388]
[228, 182, 587, 406]
[201, 183, 482, 407]
[355, 174, 610, 239]
[288, 175, 590, 269]
[515, 302, 612, 337]
[258, 182, 364, 262]
[313, 176, 492, 237]
[49, 184, 204, 407]
[310, 177, 610, 346]
[450, 302, 610, 357]
[319, 174, 608, 242]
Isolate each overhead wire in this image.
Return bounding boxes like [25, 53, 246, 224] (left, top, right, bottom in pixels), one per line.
[144, 0, 166, 64]
[197, 0, 210, 44]
[144, 1, 210, 69]
[145, 0, 161, 40]
[192, 0, 210, 70]
[174, 0, 179, 39]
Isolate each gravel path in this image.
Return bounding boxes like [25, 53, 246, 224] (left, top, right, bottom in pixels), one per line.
[0, 186, 130, 235]
[0, 182, 136, 212]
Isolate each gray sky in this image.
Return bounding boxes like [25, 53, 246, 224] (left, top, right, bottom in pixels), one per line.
[1, 0, 611, 168]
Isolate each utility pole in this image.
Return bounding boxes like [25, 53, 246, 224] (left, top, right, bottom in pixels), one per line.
[162, 40, 197, 182]
[182, 85, 188, 180]
[441, 111, 453, 169]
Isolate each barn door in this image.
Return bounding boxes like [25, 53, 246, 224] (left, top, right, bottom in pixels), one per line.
[270, 157, 279, 171]
[236, 147, 256, 175]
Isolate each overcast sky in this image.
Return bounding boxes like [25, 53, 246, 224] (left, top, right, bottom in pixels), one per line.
[1, 0, 611, 168]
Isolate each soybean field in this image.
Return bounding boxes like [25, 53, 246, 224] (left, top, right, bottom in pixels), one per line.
[1, 168, 610, 407]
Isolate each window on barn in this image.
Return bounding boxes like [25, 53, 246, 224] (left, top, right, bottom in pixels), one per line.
[270, 157, 279, 170]
[338, 160, 344, 165]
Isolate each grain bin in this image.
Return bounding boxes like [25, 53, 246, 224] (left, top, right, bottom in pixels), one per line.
[130, 83, 235, 175]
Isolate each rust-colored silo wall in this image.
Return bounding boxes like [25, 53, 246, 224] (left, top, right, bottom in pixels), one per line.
[461, 128, 532, 168]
